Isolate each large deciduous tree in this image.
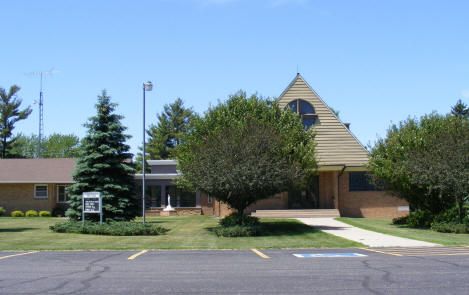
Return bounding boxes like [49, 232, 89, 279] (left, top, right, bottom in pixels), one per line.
[66, 90, 137, 222]
[369, 111, 469, 221]
[9, 133, 80, 158]
[177, 91, 316, 224]
[0, 85, 32, 158]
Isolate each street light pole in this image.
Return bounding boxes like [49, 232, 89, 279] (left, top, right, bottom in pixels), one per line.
[142, 81, 153, 224]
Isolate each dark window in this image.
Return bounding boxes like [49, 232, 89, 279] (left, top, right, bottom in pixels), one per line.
[136, 185, 162, 208]
[287, 100, 297, 112]
[284, 99, 317, 129]
[165, 185, 196, 207]
[302, 117, 316, 128]
[349, 172, 381, 191]
[300, 100, 315, 114]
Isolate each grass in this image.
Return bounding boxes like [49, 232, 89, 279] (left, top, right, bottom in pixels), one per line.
[337, 217, 469, 246]
[0, 216, 363, 250]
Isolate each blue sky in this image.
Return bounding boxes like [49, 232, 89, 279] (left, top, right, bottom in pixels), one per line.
[1, 0, 468, 155]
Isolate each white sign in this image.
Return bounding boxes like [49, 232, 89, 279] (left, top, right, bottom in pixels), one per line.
[398, 206, 410, 212]
[82, 192, 103, 225]
[83, 192, 101, 213]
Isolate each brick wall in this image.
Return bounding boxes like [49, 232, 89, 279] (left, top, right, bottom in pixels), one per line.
[245, 192, 288, 214]
[318, 172, 337, 209]
[200, 193, 215, 216]
[338, 172, 409, 218]
[0, 183, 58, 214]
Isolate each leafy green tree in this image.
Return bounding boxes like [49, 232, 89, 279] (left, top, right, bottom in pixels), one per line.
[369, 113, 469, 218]
[405, 116, 469, 223]
[451, 99, 469, 119]
[42, 133, 80, 158]
[0, 85, 32, 158]
[66, 90, 137, 222]
[177, 91, 316, 224]
[9, 133, 80, 158]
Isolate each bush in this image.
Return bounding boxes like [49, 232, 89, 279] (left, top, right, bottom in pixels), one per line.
[39, 211, 51, 217]
[431, 222, 469, 234]
[11, 211, 24, 217]
[0, 207, 6, 216]
[25, 210, 39, 217]
[214, 225, 263, 237]
[52, 204, 68, 217]
[50, 221, 169, 236]
[219, 213, 260, 227]
[392, 215, 409, 225]
[406, 210, 434, 228]
[433, 206, 468, 224]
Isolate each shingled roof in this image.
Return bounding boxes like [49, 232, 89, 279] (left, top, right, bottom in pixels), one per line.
[0, 158, 76, 183]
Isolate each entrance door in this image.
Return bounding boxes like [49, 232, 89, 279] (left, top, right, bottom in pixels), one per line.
[288, 176, 319, 209]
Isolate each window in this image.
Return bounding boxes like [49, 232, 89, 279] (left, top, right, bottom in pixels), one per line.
[57, 185, 70, 203]
[285, 99, 317, 129]
[34, 185, 48, 199]
[349, 172, 381, 191]
[207, 195, 212, 204]
[165, 185, 196, 207]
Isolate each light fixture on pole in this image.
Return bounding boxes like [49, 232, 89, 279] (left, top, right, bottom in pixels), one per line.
[142, 81, 153, 224]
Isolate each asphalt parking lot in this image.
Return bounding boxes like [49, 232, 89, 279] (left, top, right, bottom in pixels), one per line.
[1, 247, 469, 294]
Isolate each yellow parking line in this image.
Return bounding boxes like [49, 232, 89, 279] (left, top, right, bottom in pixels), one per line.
[128, 250, 148, 260]
[360, 248, 402, 256]
[0, 251, 39, 260]
[251, 249, 270, 259]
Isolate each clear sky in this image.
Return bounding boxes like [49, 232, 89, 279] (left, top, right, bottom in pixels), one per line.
[1, 0, 468, 155]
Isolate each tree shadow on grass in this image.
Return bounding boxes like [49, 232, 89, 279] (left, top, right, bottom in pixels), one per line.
[0, 228, 37, 233]
[261, 221, 319, 236]
[204, 220, 319, 237]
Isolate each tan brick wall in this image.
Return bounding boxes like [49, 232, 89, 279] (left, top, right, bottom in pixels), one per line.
[200, 193, 215, 216]
[213, 200, 234, 217]
[245, 192, 288, 214]
[318, 172, 336, 209]
[0, 183, 59, 214]
[338, 172, 409, 218]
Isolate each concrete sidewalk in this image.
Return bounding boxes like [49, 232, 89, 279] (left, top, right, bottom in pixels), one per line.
[298, 218, 439, 247]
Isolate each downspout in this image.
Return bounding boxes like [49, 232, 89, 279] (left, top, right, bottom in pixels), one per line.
[337, 165, 346, 213]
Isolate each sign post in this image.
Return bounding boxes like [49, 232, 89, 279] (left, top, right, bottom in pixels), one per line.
[82, 192, 102, 225]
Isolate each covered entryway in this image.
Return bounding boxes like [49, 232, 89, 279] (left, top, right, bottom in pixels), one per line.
[288, 176, 319, 209]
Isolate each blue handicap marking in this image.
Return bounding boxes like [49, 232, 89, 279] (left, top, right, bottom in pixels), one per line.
[293, 253, 367, 258]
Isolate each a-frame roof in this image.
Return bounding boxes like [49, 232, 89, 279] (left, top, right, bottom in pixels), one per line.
[278, 74, 369, 168]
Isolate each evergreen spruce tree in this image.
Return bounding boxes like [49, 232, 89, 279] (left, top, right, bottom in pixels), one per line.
[146, 98, 196, 159]
[451, 99, 469, 119]
[66, 90, 137, 221]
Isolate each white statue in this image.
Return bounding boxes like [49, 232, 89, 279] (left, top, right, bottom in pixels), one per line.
[163, 194, 175, 211]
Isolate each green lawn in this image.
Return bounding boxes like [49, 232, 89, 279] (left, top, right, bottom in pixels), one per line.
[0, 216, 363, 250]
[337, 217, 469, 246]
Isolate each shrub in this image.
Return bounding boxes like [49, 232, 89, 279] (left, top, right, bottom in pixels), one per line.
[392, 215, 409, 225]
[214, 225, 263, 237]
[39, 211, 51, 217]
[431, 222, 469, 234]
[219, 213, 260, 227]
[0, 207, 6, 216]
[433, 206, 468, 224]
[52, 204, 68, 217]
[11, 210, 24, 217]
[406, 210, 434, 228]
[25, 210, 39, 217]
[50, 221, 169, 236]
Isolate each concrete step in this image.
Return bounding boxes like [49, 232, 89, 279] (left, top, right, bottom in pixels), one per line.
[251, 209, 340, 218]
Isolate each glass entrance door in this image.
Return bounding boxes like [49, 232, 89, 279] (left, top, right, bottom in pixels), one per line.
[288, 176, 319, 209]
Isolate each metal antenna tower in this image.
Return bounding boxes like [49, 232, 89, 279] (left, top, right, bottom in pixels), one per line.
[28, 69, 58, 158]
